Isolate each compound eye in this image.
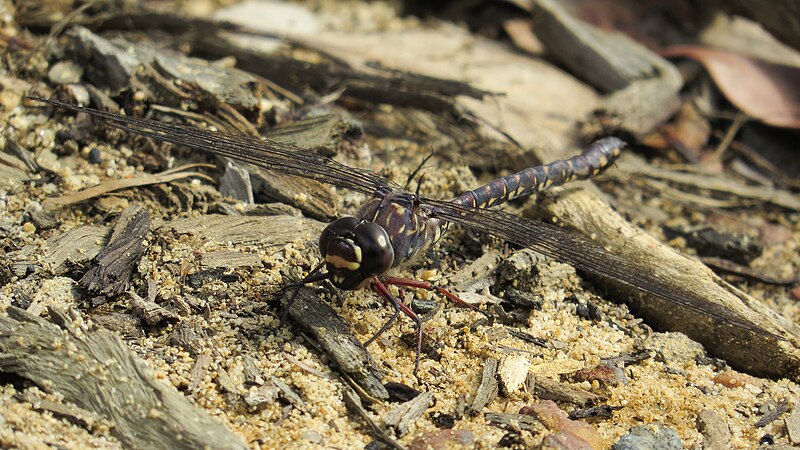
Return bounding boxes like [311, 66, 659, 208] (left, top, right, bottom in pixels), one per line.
[354, 222, 394, 276]
[320, 216, 360, 251]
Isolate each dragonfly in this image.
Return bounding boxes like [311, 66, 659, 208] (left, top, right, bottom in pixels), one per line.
[30, 97, 770, 375]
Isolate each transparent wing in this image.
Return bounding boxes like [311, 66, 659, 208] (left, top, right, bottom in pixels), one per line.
[31, 97, 399, 196]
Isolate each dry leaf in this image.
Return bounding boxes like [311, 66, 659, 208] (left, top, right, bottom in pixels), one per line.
[661, 45, 800, 129]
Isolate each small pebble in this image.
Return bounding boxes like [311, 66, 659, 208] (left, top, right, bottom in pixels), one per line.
[612, 424, 682, 450]
[21, 222, 35, 233]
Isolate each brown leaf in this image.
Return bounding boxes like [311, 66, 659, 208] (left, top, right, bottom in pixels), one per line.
[661, 45, 800, 129]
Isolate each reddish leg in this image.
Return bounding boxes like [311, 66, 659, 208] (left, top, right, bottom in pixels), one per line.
[371, 278, 423, 376]
[381, 276, 486, 316]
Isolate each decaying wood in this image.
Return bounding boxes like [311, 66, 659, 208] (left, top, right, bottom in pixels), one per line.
[79, 204, 150, 296]
[531, 0, 680, 92]
[383, 392, 434, 437]
[44, 225, 111, 273]
[343, 388, 404, 450]
[484, 412, 538, 431]
[528, 375, 603, 407]
[128, 279, 177, 326]
[192, 34, 485, 117]
[0, 306, 247, 450]
[286, 286, 389, 401]
[498, 353, 531, 394]
[755, 400, 789, 428]
[160, 214, 324, 248]
[529, 0, 681, 136]
[467, 357, 499, 415]
[532, 188, 800, 380]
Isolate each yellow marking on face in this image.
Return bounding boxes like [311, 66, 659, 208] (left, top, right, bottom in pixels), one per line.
[326, 254, 360, 271]
[353, 246, 362, 263]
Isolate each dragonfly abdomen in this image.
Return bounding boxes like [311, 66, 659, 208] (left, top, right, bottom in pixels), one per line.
[452, 137, 625, 209]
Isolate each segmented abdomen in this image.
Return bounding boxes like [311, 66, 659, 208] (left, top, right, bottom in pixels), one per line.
[451, 137, 624, 209]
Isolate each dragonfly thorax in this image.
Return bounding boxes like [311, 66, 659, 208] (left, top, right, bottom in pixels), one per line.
[319, 217, 395, 290]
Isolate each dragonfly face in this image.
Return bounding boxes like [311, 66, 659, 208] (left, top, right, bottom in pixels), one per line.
[319, 216, 395, 290]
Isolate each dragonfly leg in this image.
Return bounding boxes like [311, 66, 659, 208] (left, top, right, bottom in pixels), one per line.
[280, 261, 329, 326]
[372, 278, 423, 376]
[381, 275, 486, 316]
[363, 286, 401, 348]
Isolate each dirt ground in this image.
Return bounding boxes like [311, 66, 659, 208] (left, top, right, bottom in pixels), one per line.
[1, 1, 799, 449]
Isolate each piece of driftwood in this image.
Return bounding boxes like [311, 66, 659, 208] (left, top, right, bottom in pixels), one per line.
[160, 214, 324, 248]
[498, 353, 530, 394]
[270, 376, 308, 412]
[129, 280, 178, 326]
[530, 0, 681, 137]
[383, 391, 433, 437]
[528, 375, 603, 407]
[531, 0, 677, 93]
[263, 114, 361, 156]
[467, 357, 499, 415]
[484, 412, 538, 431]
[530, 188, 800, 380]
[192, 34, 485, 117]
[0, 306, 247, 450]
[448, 249, 502, 293]
[219, 160, 254, 203]
[755, 400, 789, 427]
[343, 387, 403, 450]
[79, 204, 150, 296]
[286, 286, 389, 401]
[44, 226, 109, 275]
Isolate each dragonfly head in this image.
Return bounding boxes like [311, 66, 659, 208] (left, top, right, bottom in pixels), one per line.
[319, 217, 395, 290]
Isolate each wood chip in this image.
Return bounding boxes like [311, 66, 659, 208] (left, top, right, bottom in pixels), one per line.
[467, 358, 499, 415]
[498, 353, 530, 394]
[200, 251, 261, 268]
[529, 375, 603, 407]
[162, 214, 324, 248]
[286, 287, 388, 401]
[755, 400, 789, 427]
[343, 388, 403, 450]
[0, 307, 247, 449]
[484, 412, 538, 431]
[384, 392, 433, 437]
[44, 225, 111, 273]
[79, 205, 150, 296]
